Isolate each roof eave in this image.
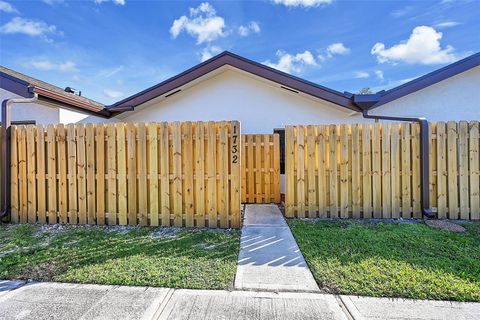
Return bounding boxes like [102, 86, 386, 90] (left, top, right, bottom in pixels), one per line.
[107, 51, 360, 114]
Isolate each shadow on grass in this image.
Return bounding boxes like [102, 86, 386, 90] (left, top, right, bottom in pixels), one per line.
[0, 224, 240, 290]
[288, 219, 480, 302]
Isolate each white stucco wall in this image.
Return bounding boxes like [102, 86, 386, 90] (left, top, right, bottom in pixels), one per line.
[84, 69, 369, 132]
[372, 66, 480, 120]
[0, 88, 60, 124]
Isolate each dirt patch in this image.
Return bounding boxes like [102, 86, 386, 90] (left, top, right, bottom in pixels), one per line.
[151, 227, 182, 239]
[425, 220, 466, 233]
[194, 242, 220, 250]
[19, 261, 65, 282]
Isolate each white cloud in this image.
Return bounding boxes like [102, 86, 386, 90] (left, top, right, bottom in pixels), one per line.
[374, 70, 384, 81]
[263, 50, 317, 74]
[391, 6, 412, 17]
[200, 45, 222, 61]
[371, 26, 457, 65]
[326, 42, 350, 56]
[0, 17, 58, 39]
[103, 89, 124, 99]
[170, 2, 225, 44]
[0, 1, 18, 13]
[23, 59, 77, 72]
[95, 0, 125, 5]
[354, 71, 369, 79]
[238, 21, 261, 37]
[272, 0, 333, 7]
[42, 0, 65, 5]
[435, 21, 460, 29]
[99, 65, 124, 78]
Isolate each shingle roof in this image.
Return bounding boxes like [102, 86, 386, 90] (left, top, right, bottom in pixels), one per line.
[0, 65, 104, 110]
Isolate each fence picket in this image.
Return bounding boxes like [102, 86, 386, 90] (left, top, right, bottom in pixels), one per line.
[86, 124, 96, 224]
[458, 121, 469, 219]
[447, 121, 458, 219]
[436, 122, 447, 219]
[194, 122, 205, 227]
[362, 125, 372, 218]
[469, 121, 480, 220]
[77, 124, 87, 224]
[351, 125, 361, 217]
[96, 124, 105, 225]
[285, 126, 295, 217]
[46, 124, 57, 224]
[297, 126, 306, 217]
[57, 124, 68, 224]
[107, 123, 117, 225]
[411, 123, 421, 217]
[206, 122, 217, 227]
[66, 124, 77, 224]
[307, 126, 316, 217]
[36, 125, 46, 224]
[26, 126, 36, 223]
[230, 121, 241, 228]
[148, 123, 159, 226]
[138, 123, 148, 226]
[340, 124, 349, 218]
[159, 122, 170, 226]
[381, 123, 391, 218]
[18, 126, 27, 223]
[401, 123, 411, 218]
[117, 123, 127, 225]
[10, 126, 19, 223]
[317, 126, 327, 217]
[126, 123, 137, 225]
[218, 122, 229, 228]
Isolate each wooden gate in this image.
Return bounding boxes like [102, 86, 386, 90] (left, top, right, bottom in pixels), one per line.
[241, 134, 281, 203]
[10, 121, 241, 228]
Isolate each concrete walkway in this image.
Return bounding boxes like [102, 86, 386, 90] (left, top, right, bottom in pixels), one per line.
[1, 280, 479, 320]
[234, 204, 319, 292]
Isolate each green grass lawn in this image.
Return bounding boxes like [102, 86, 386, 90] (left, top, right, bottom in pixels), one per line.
[0, 224, 240, 289]
[289, 220, 480, 302]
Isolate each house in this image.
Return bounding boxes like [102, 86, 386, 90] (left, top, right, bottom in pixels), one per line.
[0, 65, 106, 125]
[2, 52, 478, 197]
[2, 52, 479, 129]
[80, 51, 480, 132]
[0, 66, 107, 217]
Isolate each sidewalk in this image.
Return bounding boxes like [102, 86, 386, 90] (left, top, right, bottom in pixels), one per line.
[1, 280, 479, 320]
[234, 204, 319, 292]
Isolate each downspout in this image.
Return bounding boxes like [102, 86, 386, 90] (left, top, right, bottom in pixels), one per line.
[0, 93, 38, 219]
[352, 94, 435, 218]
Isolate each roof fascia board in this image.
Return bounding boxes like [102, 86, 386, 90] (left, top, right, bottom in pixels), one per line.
[37, 95, 111, 118]
[0, 73, 33, 98]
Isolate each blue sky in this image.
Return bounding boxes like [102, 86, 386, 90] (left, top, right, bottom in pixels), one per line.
[1, 0, 479, 122]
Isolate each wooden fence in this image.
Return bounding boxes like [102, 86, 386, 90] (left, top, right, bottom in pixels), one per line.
[10, 121, 241, 228]
[241, 134, 281, 204]
[285, 121, 480, 220]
